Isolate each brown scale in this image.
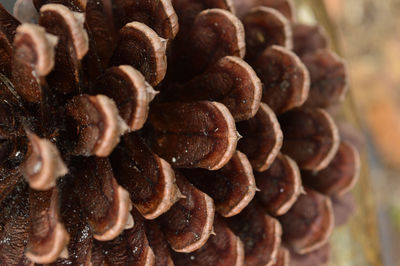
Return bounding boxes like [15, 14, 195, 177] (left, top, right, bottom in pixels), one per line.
[145, 221, 174, 266]
[252, 45, 309, 114]
[279, 187, 334, 254]
[271, 246, 290, 266]
[111, 133, 180, 219]
[182, 151, 256, 217]
[241, 6, 292, 62]
[171, 8, 245, 82]
[290, 243, 330, 266]
[172, 215, 245, 266]
[232, 0, 294, 20]
[93, 65, 157, 131]
[148, 101, 238, 170]
[158, 172, 215, 253]
[227, 202, 282, 266]
[0, 0, 359, 264]
[162, 56, 262, 122]
[255, 153, 302, 216]
[302, 141, 360, 196]
[279, 108, 340, 171]
[237, 103, 282, 171]
[0, 184, 31, 265]
[292, 23, 328, 57]
[95, 209, 155, 265]
[70, 157, 133, 242]
[302, 49, 348, 108]
[26, 188, 69, 264]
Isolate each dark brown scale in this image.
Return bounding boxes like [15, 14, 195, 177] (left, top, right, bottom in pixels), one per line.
[0, 183, 31, 265]
[171, 8, 245, 83]
[148, 101, 237, 170]
[227, 202, 281, 266]
[33, 0, 85, 12]
[182, 151, 255, 217]
[113, 0, 178, 39]
[39, 9, 82, 96]
[111, 132, 179, 219]
[172, 215, 244, 266]
[145, 220, 174, 266]
[70, 157, 131, 241]
[159, 172, 214, 253]
[279, 187, 333, 254]
[256, 153, 301, 216]
[279, 108, 339, 171]
[237, 103, 282, 171]
[98, 209, 154, 266]
[253, 46, 309, 114]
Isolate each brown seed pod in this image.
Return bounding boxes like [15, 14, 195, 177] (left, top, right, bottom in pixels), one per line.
[279, 108, 340, 171]
[111, 133, 180, 219]
[148, 101, 238, 170]
[253, 45, 310, 114]
[256, 153, 302, 216]
[242, 6, 292, 62]
[228, 202, 282, 266]
[237, 103, 283, 172]
[172, 215, 245, 266]
[279, 187, 334, 254]
[159, 172, 215, 253]
[0, 1, 359, 264]
[303, 141, 360, 196]
[182, 151, 256, 217]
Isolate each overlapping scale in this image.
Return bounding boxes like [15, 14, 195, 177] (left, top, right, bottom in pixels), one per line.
[0, 0, 360, 264]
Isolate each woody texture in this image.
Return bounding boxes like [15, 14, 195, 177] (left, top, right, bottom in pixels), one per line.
[0, 0, 359, 265]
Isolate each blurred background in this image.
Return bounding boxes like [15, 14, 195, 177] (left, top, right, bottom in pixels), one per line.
[295, 0, 400, 265]
[1, 0, 399, 265]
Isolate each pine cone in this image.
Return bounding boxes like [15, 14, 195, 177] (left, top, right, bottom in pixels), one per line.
[0, 0, 360, 265]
